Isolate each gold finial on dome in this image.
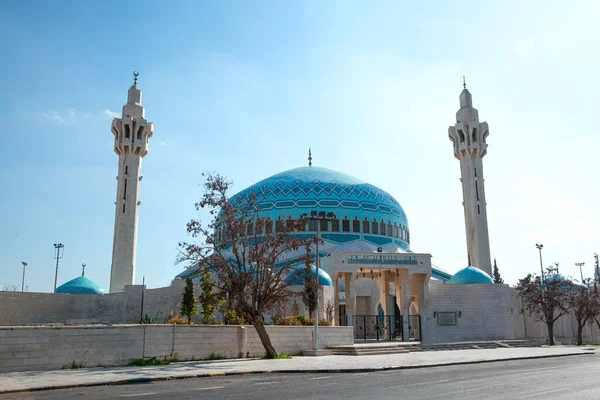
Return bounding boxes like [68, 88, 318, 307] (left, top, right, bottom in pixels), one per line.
[308, 148, 312, 167]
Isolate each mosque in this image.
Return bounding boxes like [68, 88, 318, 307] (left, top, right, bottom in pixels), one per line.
[7, 74, 590, 346]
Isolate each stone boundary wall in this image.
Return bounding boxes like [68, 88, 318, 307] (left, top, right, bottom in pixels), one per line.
[424, 284, 600, 345]
[0, 325, 353, 373]
[0, 281, 185, 326]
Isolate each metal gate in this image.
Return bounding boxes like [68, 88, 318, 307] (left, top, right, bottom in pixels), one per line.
[408, 314, 421, 341]
[353, 315, 403, 341]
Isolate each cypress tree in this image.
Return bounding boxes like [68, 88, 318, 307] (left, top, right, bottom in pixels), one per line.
[493, 258, 504, 284]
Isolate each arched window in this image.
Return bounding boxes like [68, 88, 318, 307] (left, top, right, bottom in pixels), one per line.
[362, 218, 370, 234]
[387, 222, 393, 237]
[352, 217, 360, 233]
[320, 219, 328, 232]
[380, 220, 386, 236]
[275, 218, 284, 233]
[342, 217, 350, 232]
[372, 219, 378, 235]
[331, 218, 340, 232]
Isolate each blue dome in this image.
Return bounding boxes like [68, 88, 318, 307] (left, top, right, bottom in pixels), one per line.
[229, 166, 410, 249]
[448, 266, 493, 285]
[56, 276, 107, 295]
[285, 264, 333, 286]
[545, 274, 587, 290]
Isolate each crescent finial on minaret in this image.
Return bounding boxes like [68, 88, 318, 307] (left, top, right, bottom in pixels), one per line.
[133, 71, 139, 85]
[308, 148, 312, 167]
[463, 75, 466, 89]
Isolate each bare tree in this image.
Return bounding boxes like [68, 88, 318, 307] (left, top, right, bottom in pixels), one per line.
[0, 284, 19, 292]
[178, 173, 319, 358]
[516, 267, 573, 345]
[569, 279, 600, 345]
[301, 246, 318, 318]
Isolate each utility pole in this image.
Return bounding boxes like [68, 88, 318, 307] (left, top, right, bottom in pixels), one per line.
[53, 243, 64, 293]
[575, 262, 585, 283]
[21, 261, 27, 292]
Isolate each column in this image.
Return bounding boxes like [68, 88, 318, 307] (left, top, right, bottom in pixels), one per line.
[334, 273, 340, 326]
[344, 273, 355, 326]
[403, 276, 411, 342]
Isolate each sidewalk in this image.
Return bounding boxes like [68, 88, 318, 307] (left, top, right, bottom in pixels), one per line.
[0, 346, 593, 394]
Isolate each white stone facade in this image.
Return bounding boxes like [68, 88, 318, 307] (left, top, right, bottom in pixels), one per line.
[109, 82, 153, 293]
[448, 88, 492, 275]
[0, 325, 353, 372]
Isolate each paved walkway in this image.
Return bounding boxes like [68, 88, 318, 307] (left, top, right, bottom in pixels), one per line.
[0, 346, 594, 394]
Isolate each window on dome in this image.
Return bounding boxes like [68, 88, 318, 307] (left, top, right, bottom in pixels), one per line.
[387, 223, 393, 237]
[393, 224, 398, 238]
[372, 220, 378, 235]
[285, 217, 294, 231]
[265, 219, 273, 234]
[320, 219, 328, 232]
[342, 218, 350, 232]
[362, 219, 370, 234]
[276, 219, 284, 233]
[331, 219, 340, 232]
[309, 219, 317, 232]
[255, 219, 264, 235]
[246, 221, 253, 236]
[352, 218, 360, 233]
[380, 221, 386, 236]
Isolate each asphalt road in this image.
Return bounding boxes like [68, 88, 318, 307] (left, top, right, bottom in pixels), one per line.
[3, 353, 600, 400]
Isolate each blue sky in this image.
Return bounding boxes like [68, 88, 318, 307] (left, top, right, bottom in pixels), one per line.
[1, 0, 599, 292]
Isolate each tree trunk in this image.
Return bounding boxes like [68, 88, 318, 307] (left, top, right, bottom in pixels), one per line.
[577, 323, 584, 346]
[252, 315, 277, 358]
[547, 322, 555, 345]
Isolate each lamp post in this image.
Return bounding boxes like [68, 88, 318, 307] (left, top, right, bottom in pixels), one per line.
[575, 262, 585, 283]
[300, 210, 336, 351]
[535, 244, 545, 282]
[53, 243, 64, 293]
[21, 262, 27, 292]
[554, 262, 560, 275]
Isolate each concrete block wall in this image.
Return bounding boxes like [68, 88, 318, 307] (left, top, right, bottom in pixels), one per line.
[422, 284, 516, 344]
[0, 325, 354, 372]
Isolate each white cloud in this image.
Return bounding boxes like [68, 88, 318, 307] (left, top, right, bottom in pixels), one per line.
[104, 109, 120, 119]
[34, 109, 109, 125]
[159, 141, 168, 146]
[516, 37, 534, 53]
[34, 111, 67, 124]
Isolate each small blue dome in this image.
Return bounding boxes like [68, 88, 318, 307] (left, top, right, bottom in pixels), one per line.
[56, 276, 107, 295]
[448, 266, 494, 285]
[545, 274, 587, 290]
[285, 264, 333, 286]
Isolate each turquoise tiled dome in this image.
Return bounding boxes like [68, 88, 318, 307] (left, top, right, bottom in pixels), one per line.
[55, 276, 107, 295]
[285, 264, 334, 286]
[448, 266, 493, 285]
[230, 166, 410, 247]
[177, 166, 451, 282]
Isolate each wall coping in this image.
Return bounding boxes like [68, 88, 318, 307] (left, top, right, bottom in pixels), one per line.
[0, 324, 354, 331]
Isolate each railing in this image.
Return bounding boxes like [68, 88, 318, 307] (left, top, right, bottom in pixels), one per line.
[408, 314, 421, 341]
[352, 315, 403, 341]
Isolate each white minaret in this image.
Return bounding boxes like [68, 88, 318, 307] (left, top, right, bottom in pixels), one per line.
[448, 80, 492, 276]
[109, 73, 154, 293]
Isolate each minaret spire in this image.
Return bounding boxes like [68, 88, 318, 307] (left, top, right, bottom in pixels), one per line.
[448, 83, 492, 276]
[463, 75, 466, 89]
[308, 148, 312, 167]
[109, 74, 154, 293]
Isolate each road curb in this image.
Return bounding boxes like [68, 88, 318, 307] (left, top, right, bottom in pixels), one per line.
[0, 351, 592, 395]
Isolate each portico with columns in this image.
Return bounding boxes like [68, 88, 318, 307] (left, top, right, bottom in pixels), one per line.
[327, 251, 432, 341]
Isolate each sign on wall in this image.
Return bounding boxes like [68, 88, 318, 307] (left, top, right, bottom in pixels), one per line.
[437, 312, 458, 326]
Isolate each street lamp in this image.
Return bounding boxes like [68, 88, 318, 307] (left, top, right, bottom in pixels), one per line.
[554, 262, 560, 275]
[575, 262, 585, 283]
[53, 243, 64, 293]
[21, 262, 27, 292]
[300, 210, 336, 351]
[535, 244, 545, 282]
